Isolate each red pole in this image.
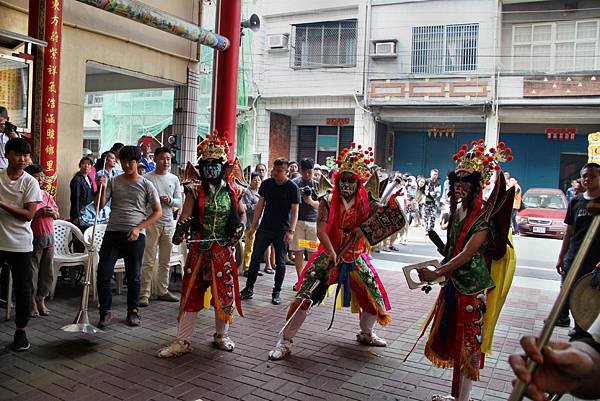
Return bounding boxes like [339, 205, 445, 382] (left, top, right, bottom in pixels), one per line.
[39, 0, 63, 194]
[212, 0, 241, 159]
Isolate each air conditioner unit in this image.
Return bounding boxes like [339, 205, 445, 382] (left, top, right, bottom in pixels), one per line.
[268, 34, 289, 49]
[375, 41, 396, 56]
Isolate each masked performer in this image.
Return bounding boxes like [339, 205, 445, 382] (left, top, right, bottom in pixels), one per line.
[156, 132, 245, 358]
[417, 140, 516, 401]
[268, 143, 394, 360]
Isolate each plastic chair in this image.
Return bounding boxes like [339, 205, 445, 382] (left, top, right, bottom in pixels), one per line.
[147, 242, 187, 295]
[83, 224, 126, 298]
[51, 220, 89, 300]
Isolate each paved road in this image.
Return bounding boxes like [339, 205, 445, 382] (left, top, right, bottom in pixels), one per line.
[371, 228, 563, 291]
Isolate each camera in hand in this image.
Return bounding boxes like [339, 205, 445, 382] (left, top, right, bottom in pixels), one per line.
[3, 121, 17, 134]
[301, 186, 317, 200]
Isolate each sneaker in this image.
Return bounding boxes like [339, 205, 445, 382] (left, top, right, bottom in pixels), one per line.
[240, 288, 253, 300]
[157, 291, 180, 302]
[156, 339, 192, 358]
[138, 296, 149, 307]
[268, 338, 292, 360]
[356, 331, 387, 347]
[13, 330, 30, 352]
[213, 333, 235, 352]
[97, 310, 114, 329]
[272, 292, 281, 305]
[125, 309, 141, 327]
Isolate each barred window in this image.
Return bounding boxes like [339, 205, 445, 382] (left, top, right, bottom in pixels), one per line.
[411, 23, 479, 74]
[292, 20, 357, 69]
[512, 20, 599, 72]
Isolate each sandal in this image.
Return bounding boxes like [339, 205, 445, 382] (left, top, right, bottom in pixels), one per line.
[264, 267, 275, 274]
[36, 298, 51, 316]
[38, 306, 51, 316]
[30, 309, 39, 318]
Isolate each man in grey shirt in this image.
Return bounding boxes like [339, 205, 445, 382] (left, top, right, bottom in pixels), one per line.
[95, 146, 161, 328]
[139, 147, 182, 306]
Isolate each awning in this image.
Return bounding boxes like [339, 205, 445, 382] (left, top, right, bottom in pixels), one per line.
[0, 29, 47, 50]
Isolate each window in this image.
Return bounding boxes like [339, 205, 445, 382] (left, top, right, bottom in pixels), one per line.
[297, 125, 354, 164]
[411, 23, 479, 74]
[512, 20, 600, 72]
[292, 20, 357, 68]
[85, 94, 103, 106]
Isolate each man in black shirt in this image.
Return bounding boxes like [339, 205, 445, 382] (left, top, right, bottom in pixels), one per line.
[555, 162, 600, 329]
[241, 158, 300, 305]
[290, 158, 319, 289]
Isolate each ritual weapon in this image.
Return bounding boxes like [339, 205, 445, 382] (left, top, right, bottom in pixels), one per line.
[402, 260, 447, 294]
[401, 231, 448, 293]
[61, 185, 104, 334]
[508, 199, 600, 401]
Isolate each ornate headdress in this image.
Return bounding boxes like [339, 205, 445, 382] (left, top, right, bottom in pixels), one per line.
[197, 130, 230, 162]
[452, 139, 513, 184]
[335, 142, 374, 179]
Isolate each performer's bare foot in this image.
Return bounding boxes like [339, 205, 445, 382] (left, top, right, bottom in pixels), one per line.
[156, 339, 192, 358]
[268, 338, 292, 360]
[213, 333, 235, 352]
[356, 331, 387, 347]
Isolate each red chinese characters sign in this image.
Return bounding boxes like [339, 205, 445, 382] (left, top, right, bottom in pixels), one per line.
[326, 118, 350, 126]
[40, 0, 62, 189]
[546, 128, 576, 141]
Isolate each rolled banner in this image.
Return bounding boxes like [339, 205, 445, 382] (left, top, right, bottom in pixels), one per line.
[589, 132, 600, 163]
[76, 0, 230, 50]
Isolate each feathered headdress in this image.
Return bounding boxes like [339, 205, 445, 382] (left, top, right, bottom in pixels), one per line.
[335, 142, 374, 179]
[196, 130, 230, 162]
[452, 139, 513, 185]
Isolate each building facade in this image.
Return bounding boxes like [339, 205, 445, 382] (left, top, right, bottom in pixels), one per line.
[252, 0, 374, 167]
[0, 0, 203, 214]
[253, 0, 600, 191]
[366, 0, 600, 190]
[496, 0, 600, 190]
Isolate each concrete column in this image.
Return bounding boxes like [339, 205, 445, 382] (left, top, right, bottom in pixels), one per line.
[354, 107, 376, 148]
[484, 111, 499, 147]
[253, 102, 270, 166]
[173, 67, 199, 167]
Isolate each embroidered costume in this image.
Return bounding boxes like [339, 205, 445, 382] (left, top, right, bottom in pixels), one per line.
[268, 143, 394, 360]
[419, 140, 516, 401]
[157, 132, 246, 358]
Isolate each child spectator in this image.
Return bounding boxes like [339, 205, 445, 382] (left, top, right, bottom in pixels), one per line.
[24, 164, 59, 317]
[0, 138, 41, 351]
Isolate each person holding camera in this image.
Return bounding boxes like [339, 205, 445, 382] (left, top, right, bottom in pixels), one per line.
[290, 158, 320, 289]
[0, 106, 19, 170]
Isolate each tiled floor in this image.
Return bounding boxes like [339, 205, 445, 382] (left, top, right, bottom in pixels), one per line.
[0, 263, 578, 401]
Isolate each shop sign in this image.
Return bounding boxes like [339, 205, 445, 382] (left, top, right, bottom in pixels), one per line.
[427, 127, 455, 138]
[589, 132, 600, 163]
[326, 118, 350, 126]
[545, 128, 576, 141]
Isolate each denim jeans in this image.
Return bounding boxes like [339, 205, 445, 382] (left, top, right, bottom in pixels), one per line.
[245, 229, 287, 293]
[0, 251, 33, 329]
[96, 231, 145, 316]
